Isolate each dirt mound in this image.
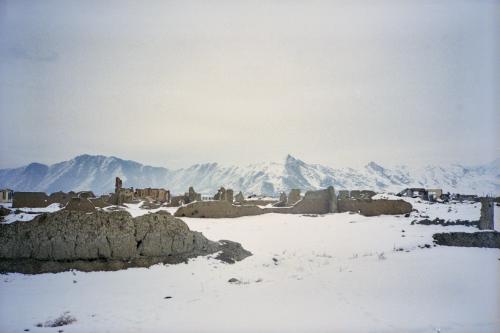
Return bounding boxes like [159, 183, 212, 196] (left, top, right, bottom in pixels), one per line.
[0, 210, 251, 273]
[64, 197, 96, 212]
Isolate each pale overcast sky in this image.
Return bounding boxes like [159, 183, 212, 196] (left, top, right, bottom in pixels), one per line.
[0, 0, 499, 169]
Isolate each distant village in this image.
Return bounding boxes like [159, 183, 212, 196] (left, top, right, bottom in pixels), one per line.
[0, 177, 496, 231]
[0, 179, 491, 208]
[0, 175, 498, 277]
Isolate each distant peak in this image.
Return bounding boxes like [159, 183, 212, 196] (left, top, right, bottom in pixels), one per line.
[366, 161, 384, 172]
[74, 154, 102, 160]
[72, 154, 121, 163]
[285, 154, 299, 163]
[25, 162, 48, 169]
[284, 154, 307, 169]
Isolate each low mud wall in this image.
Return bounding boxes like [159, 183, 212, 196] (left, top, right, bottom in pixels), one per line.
[288, 187, 337, 214]
[338, 199, 412, 216]
[413, 218, 479, 227]
[175, 201, 265, 218]
[0, 210, 251, 273]
[238, 199, 278, 206]
[433, 232, 500, 249]
[175, 187, 338, 218]
[479, 198, 495, 230]
[12, 192, 51, 208]
[12, 191, 88, 208]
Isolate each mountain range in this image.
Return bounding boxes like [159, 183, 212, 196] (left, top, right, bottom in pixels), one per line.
[0, 154, 498, 196]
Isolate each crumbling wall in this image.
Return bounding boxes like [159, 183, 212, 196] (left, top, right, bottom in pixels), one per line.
[178, 187, 339, 218]
[13, 191, 99, 208]
[12, 192, 50, 208]
[64, 197, 96, 212]
[175, 201, 265, 218]
[479, 198, 495, 230]
[276, 187, 337, 214]
[0, 189, 13, 203]
[213, 187, 233, 202]
[226, 189, 234, 203]
[166, 187, 201, 207]
[287, 189, 301, 206]
[0, 210, 251, 273]
[214, 187, 225, 200]
[273, 192, 288, 207]
[350, 190, 376, 199]
[115, 177, 123, 192]
[77, 191, 95, 199]
[169, 195, 185, 207]
[135, 188, 170, 203]
[89, 196, 110, 208]
[338, 190, 376, 200]
[48, 191, 76, 205]
[175, 187, 408, 219]
[234, 191, 244, 203]
[186, 187, 201, 203]
[338, 190, 350, 200]
[111, 176, 135, 205]
[338, 199, 412, 217]
[110, 189, 135, 205]
[240, 199, 278, 206]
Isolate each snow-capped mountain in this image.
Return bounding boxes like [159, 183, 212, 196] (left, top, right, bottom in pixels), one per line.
[0, 154, 498, 196]
[0, 155, 170, 195]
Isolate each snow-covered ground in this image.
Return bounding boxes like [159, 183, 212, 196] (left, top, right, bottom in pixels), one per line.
[374, 194, 483, 221]
[106, 202, 175, 217]
[0, 200, 499, 332]
[0, 202, 174, 224]
[0, 203, 63, 224]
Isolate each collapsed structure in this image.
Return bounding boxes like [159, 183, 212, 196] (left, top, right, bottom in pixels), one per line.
[10, 177, 174, 210]
[0, 210, 251, 273]
[135, 188, 170, 203]
[111, 177, 171, 205]
[169, 186, 202, 207]
[9, 175, 495, 225]
[397, 188, 447, 202]
[214, 187, 233, 202]
[174, 186, 412, 218]
[12, 191, 97, 208]
[0, 189, 13, 203]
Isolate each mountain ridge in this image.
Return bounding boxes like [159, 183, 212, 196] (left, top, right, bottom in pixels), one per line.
[0, 154, 498, 196]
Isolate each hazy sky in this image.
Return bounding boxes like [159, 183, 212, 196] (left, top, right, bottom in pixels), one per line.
[0, 0, 499, 169]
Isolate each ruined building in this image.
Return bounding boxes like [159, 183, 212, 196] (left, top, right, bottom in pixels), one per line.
[214, 187, 234, 202]
[12, 192, 51, 208]
[168, 187, 201, 207]
[273, 192, 288, 207]
[175, 185, 415, 219]
[337, 190, 411, 217]
[234, 191, 245, 203]
[187, 187, 202, 203]
[175, 186, 339, 218]
[287, 189, 301, 206]
[0, 189, 13, 203]
[135, 188, 170, 203]
[111, 177, 135, 205]
[111, 177, 171, 205]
